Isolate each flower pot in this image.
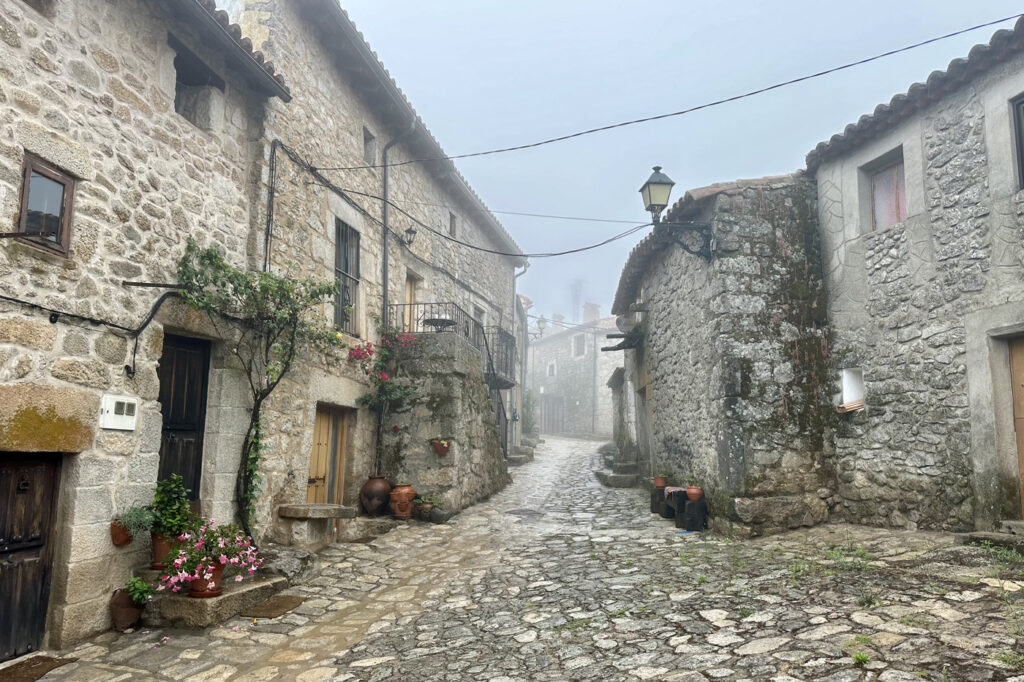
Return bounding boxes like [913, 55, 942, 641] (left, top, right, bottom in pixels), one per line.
[110, 521, 133, 547]
[389, 484, 416, 520]
[109, 589, 144, 631]
[189, 563, 225, 598]
[430, 440, 450, 456]
[686, 485, 704, 502]
[150, 532, 173, 569]
[653, 476, 667, 488]
[418, 501, 434, 521]
[360, 476, 392, 516]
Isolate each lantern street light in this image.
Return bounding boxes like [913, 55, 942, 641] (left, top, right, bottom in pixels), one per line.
[638, 166, 714, 261]
[403, 225, 417, 246]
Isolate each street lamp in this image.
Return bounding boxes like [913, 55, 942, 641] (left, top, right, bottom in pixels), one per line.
[639, 166, 675, 223]
[536, 316, 547, 336]
[403, 225, 417, 246]
[638, 166, 714, 261]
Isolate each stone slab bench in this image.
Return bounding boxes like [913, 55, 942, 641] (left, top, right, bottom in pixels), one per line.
[144, 575, 287, 628]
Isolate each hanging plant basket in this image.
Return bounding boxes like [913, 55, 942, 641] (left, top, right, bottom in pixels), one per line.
[430, 439, 451, 456]
[110, 521, 133, 547]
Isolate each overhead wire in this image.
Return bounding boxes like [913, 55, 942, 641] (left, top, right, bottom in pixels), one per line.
[314, 13, 1024, 172]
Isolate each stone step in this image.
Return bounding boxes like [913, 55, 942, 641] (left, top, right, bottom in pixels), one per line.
[506, 454, 531, 467]
[999, 520, 1024, 535]
[611, 462, 639, 475]
[956, 531, 1024, 553]
[144, 575, 288, 628]
[594, 469, 637, 489]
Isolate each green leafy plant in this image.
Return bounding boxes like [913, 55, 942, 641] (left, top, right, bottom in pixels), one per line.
[124, 576, 156, 607]
[116, 505, 153, 537]
[157, 518, 262, 594]
[685, 476, 700, 486]
[149, 474, 192, 537]
[178, 239, 346, 536]
[852, 651, 870, 666]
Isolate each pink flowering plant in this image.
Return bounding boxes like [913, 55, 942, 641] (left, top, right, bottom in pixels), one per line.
[157, 519, 262, 594]
[347, 325, 417, 412]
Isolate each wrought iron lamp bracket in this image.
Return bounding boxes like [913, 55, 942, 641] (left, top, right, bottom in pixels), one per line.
[654, 221, 714, 261]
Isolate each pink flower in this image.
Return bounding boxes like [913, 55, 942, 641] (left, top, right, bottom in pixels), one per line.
[235, 575, 243, 582]
[207, 581, 215, 589]
[219, 554, 228, 565]
[378, 371, 389, 382]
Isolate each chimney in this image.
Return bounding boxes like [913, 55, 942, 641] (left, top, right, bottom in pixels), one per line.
[583, 302, 600, 324]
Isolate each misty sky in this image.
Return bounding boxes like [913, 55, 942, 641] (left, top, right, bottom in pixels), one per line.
[340, 1, 1023, 322]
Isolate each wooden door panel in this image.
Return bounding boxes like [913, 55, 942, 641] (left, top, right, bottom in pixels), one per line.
[0, 456, 60, 662]
[157, 336, 210, 501]
[306, 407, 349, 505]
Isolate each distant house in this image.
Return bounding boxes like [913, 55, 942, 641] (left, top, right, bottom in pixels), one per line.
[0, 0, 522, 655]
[611, 17, 1024, 537]
[527, 303, 620, 438]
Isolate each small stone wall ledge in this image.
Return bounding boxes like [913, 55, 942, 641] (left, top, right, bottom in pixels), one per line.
[277, 503, 357, 519]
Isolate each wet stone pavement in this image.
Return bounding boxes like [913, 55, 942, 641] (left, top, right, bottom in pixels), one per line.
[35, 436, 1024, 681]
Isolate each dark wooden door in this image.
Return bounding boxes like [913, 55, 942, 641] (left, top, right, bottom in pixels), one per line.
[0, 455, 60, 662]
[157, 335, 211, 501]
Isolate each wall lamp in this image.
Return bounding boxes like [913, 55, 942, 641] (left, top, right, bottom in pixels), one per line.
[639, 166, 714, 261]
[403, 225, 417, 246]
[529, 315, 547, 339]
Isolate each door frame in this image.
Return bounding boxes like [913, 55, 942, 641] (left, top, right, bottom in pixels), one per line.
[157, 334, 212, 502]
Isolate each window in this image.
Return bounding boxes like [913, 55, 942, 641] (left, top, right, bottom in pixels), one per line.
[572, 334, 586, 358]
[334, 219, 360, 335]
[546, 361, 556, 378]
[449, 211, 457, 237]
[869, 159, 907, 231]
[837, 367, 865, 413]
[1013, 95, 1024, 189]
[170, 34, 225, 130]
[16, 153, 75, 254]
[363, 127, 376, 166]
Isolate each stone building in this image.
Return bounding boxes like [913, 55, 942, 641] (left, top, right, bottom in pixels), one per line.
[527, 304, 620, 438]
[0, 0, 521, 655]
[611, 17, 1024, 537]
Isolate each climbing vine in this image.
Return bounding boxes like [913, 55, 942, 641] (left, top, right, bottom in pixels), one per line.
[177, 238, 346, 537]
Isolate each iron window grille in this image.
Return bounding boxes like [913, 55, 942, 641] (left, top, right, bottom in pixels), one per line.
[334, 218, 360, 335]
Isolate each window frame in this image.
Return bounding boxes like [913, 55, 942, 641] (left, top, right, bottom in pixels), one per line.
[546, 361, 556, 378]
[572, 333, 586, 358]
[1013, 94, 1024, 190]
[334, 218, 361, 335]
[17, 153, 75, 256]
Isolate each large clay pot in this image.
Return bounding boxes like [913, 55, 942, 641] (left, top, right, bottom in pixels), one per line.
[110, 521, 133, 547]
[360, 476, 392, 516]
[189, 563, 225, 598]
[150, 532, 173, 569]
[686, 485, 704, 502]
[653, 476, 667, 488]
[389, 484, 416, 520]
[110, 589, 144, 631]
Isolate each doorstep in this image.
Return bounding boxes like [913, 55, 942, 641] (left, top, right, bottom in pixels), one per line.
[144, 575, 287, 628]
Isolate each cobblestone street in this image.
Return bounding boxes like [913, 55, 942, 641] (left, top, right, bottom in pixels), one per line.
[30, 437, 1024, 681]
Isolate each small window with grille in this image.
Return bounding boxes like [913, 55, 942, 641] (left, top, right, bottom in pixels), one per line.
[334, 219, 360, 335]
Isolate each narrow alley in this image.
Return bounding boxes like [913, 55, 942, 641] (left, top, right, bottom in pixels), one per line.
[27, 437, 1024, 681]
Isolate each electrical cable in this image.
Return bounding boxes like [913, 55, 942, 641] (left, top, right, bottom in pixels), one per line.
[386, 197, 639, 225]
[315, 13, 1024, 172]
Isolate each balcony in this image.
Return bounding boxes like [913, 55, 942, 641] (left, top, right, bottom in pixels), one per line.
[389, 302, 517, 389]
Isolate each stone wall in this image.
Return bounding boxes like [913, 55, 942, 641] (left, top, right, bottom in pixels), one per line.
[380, 333, 510, 512]
[814, 50, 1024, 531]
[626, 176, 833, 536]
[527, 320, 618, 438]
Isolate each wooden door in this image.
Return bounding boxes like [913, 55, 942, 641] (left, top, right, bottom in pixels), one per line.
[0, 455, 60, 662]
[157, 335, 211, 501]
[1010, 340, 1024, 516]
[403, 275, 417, 332]
[306, 406, 348, 504]
[541, 395, 564, 434]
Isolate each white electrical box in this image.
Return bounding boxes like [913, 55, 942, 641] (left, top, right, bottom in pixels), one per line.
[100, 394, 139, 431]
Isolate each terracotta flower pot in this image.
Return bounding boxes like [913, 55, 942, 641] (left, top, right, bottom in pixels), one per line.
[686, 485, 704, 502]
[389, 484, 416, 520]
[150, 532, 173, 569]
[430, 440, 450, 456]
[110, 521, 133, 547]
[189, 563, 225, 598]
[653, 476, 667, 488]
[109, 589, 144, 631]
[360, 476, 392, 516]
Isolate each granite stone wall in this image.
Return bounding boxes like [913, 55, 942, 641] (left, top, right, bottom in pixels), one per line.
[815, 50, 1024, 531]
[627, 176, 833, 536]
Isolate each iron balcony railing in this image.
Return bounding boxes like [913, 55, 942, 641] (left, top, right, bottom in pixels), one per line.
[389, 302, 517, 389]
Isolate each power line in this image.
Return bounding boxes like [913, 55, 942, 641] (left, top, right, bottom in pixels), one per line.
[315, 13, 1023, 172]
[391, 197, 638, 225]
[318, 182, 653, 258]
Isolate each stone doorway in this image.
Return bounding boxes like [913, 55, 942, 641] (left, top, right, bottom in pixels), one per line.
[156, 335, 211, 501]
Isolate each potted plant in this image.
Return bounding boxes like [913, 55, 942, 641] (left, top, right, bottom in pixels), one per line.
[157, 519, 262, 598]
[111, 505, 153, 547]
[109, 576, 155, 631]
[430, 438, 451, 456]
[149, 474, 193, 569]
[653, 473, 668, 488]
[685, 477, 704, 501]
[390, 483, 416, 519]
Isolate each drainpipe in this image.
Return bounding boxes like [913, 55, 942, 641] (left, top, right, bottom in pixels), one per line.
[592, 326, 598, 435]
[381, 120, 417, 327]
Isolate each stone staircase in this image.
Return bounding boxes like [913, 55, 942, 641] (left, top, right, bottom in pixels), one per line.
[593, 442, 639, 488]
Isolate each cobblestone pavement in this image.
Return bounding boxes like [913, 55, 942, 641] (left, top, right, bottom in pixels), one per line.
[34, 437, 1024, 681]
